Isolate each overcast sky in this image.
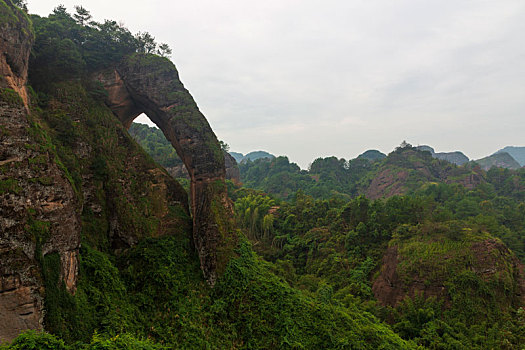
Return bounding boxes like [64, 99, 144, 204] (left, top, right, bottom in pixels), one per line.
[30, 0, 525, 168]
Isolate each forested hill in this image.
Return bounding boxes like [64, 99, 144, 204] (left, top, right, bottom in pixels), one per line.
[239, 143, 525, 201]
[128, 122, 525, 201]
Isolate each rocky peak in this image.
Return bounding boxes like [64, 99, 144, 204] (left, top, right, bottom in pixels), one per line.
[496, 146, 525, 167]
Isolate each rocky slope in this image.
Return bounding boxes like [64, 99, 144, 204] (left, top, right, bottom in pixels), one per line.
[0, 1, 61, 340]
[0, 101, 81, 341]
[474, 152, 521, 171]
[0, 1, 32, 108]
[495, 146, 525, 167]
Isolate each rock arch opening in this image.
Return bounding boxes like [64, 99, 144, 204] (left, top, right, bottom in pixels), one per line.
[97, 54, 237, 285]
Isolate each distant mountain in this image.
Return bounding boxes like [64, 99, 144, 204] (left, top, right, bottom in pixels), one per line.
[237, 145, 488, 200]
[358, 149, 386, 161]
[495, 146, 525, 166]
[415, 145, 469, 166]
[232, 150, 275, 163]
[229, 152, 244, 163]
[433, 152, 469, 166]
[474, 152, 521, 171]
[415, 145, 435, 154]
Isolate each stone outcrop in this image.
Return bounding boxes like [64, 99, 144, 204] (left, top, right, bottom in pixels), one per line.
[96, 54, 237, 285]
[0, 3, 80, 341]
[372, 246, 448, 307]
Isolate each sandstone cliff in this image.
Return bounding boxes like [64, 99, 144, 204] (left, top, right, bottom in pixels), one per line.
[0, 2, 234, 340]
[0, 1, 79, 341]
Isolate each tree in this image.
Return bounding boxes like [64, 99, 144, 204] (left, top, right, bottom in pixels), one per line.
[73, 5, 92, 26]
[12, 0, 28, 12]
[157, 43, 172, 58]
[135, 31, 156, 54]
[52, 5, 71, 19]
[219, 140, 230, 152]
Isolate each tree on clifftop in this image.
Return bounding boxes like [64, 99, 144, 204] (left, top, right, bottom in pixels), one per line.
[73, 6, 92, 26]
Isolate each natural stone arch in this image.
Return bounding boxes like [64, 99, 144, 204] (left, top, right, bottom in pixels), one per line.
[97, 54, 236, 285]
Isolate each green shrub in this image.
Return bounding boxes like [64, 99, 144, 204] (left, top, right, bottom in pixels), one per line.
[4, 330, 67, 350]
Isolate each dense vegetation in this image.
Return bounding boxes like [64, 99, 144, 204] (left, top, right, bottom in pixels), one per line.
[230, 183, 525, 348]
[28, 4, 171, 91]
[122, 124, 525, 348]
[128, 123, 182, 169]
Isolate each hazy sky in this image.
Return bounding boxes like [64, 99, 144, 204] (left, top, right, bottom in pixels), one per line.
[30, 0, 525, 168]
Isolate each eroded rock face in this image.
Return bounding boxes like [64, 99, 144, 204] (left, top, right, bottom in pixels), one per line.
[0, 1, 33, 107]
[0, 276, 41, 342]
[97, 54, 237, 285]
[0, 4, 81, 341]
[0, 102, 81, 342]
